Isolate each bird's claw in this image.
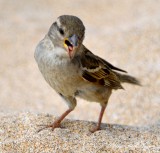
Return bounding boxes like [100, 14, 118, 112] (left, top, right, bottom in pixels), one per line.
[37, 121, 61, 133]
[89, 126, 101, 133]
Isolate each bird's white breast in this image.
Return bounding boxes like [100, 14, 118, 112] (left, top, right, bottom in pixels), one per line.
[34, 36, 80, 96]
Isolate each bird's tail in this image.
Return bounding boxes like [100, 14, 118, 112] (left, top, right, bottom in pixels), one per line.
[114, 72, 141, 86]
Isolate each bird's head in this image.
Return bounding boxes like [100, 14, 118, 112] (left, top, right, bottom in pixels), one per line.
[48, 15, 85, 59]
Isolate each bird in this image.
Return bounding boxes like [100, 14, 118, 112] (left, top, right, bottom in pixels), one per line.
[35, 15, 140, 133]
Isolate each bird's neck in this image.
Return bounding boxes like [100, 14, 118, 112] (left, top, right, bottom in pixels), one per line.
[47, 33, 59, 47]
[74, 44, 84, 56]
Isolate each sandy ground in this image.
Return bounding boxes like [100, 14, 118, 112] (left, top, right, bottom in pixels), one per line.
[0, 113, 160, 152]
[0, 0, 160, 127]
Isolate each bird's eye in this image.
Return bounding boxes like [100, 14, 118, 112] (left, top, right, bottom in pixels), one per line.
[59, 28, 64, 35]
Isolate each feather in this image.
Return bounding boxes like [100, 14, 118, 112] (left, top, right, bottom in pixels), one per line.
[80, 46, 124, 89]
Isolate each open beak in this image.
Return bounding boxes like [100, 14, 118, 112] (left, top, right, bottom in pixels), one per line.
[64, 34, 78, 59]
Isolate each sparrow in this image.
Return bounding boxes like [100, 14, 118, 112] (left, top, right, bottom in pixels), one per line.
[35, 15, 140, 133]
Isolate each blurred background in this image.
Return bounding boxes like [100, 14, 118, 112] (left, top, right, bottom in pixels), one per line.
[0, 0, 159, 126]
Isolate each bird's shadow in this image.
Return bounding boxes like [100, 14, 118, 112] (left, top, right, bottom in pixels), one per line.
[36, 115, 159, 137]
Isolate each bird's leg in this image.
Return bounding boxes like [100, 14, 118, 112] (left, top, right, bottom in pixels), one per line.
[38, 96, 76, 132]
[38, 108, 73, 132]
[90, 105, 106, 133]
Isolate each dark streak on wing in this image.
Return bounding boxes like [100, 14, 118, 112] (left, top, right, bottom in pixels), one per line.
[99, 58, 127, 73]
[82, 71, 97, 82]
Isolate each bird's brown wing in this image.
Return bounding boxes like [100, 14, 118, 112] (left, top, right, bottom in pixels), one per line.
[80, 47, 124, 89]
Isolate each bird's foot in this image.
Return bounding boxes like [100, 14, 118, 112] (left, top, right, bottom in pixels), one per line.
[37, 120, 61, 132]
[89, 125, 101, 133]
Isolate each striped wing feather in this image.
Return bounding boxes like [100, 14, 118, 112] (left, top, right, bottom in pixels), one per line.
[80, 47, 124, 89]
